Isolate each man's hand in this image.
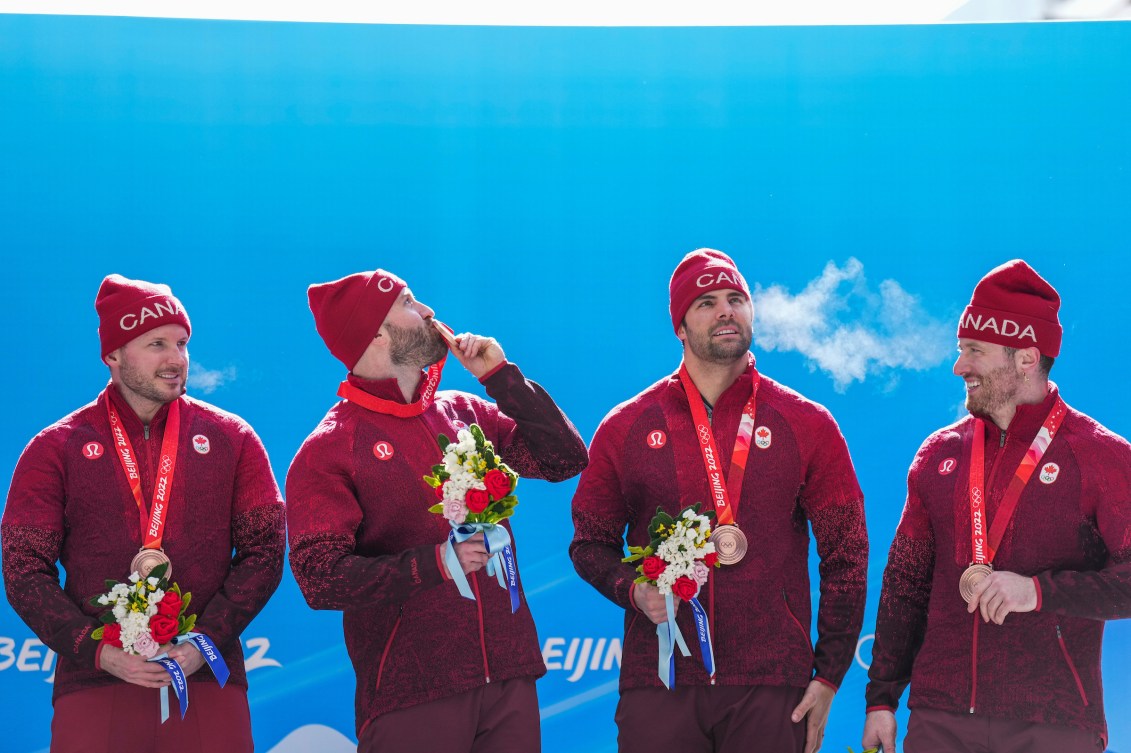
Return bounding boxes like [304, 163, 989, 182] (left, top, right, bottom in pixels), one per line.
[633, 582, 676, 625]
[967, 570, 1038, 624]
[438, 325, 506, 380]
[791, 680, 836, 753]
[99, 645, 172, 688]
[445, 533, 489, 576]
[861, 709, 897, 752]
[166, 642, 206, 679]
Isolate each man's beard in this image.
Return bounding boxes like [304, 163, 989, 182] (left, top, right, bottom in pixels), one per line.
[965, 362, 1023, 418]
[685, 322, 753, 364]
[386, 321, 448, 369]
[119, 353, 186, 404]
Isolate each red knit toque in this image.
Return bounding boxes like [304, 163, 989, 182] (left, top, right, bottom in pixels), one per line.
[668, 248, 751, 334]
[96, 275, 191, 357]
[958, 259, 1062, 357]
[308, 269, 406, 370]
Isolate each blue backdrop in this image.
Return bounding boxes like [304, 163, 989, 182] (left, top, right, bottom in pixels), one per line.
[1, 14, 1129, 752]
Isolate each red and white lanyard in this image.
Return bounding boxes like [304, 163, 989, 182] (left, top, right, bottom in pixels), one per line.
[106, 397, 182, 550]
[967, 397, 1067, 565]
[337, 355, 447, 417]
[678, 359, 759, 526]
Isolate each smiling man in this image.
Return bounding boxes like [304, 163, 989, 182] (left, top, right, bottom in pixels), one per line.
[863, 260, 1131, 753]
[570, 249, 868, 753]
[2, 275, 285, 753]
[286, 268, 587, 753]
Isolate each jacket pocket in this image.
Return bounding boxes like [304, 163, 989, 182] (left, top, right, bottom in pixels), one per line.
[783, 589, 815, 660]
[1055, 623, 1089, 707]
[374, 608, 404, 693]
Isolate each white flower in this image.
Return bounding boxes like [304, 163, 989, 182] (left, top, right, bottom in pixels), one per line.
[128, 572, 140, 583]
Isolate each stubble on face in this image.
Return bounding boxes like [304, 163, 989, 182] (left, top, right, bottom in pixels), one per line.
[964, 361, 1023, 418]
[118, 348, 187, 405]
[386, 321, 448, 368]
[683, 319, 753, 364]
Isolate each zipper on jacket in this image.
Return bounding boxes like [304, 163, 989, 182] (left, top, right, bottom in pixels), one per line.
[374, 606, 404, 693]
[969, 614, 980, 713]
[471, 575, 491, 683]
[1056, 624, 1089, 707]
[999, 429, 1006, 448]
[708, 574, 716, 685]
[144, 424, 150, 440]
[782, 589, 814, 659]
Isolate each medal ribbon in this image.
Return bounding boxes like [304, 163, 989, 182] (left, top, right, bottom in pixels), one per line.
[968, 396, 1067, 565]
[678, 357, 759, 526]
[106, 396, 182, 551]
[337, 355, 447, 418]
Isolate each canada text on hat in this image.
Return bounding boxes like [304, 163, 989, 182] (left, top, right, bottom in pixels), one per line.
[668, 248, 751, 334]
[957, 259, 1062, 357]
[96, 274, 191, 357]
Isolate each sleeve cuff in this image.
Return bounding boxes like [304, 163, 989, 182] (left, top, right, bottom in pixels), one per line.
[627, 581, 642, 613]
[436, 544, 451, 581]
[866, 705, 896, 713]
[813, 676, 839, 692]
[477, 360, 510, 384]
[1032, 574, 1043, 612]
[94, 641, 105, 671]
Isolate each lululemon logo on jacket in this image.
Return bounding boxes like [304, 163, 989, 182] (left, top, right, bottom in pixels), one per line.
[938, 458, 956, 475]
[754, 426, 772, 449]
[646, 430, 667, 449]
[82, 442, 104, 460]
[193, 435, 210, 454]
[373, 441, 395, 461]
[1039, 462, 1060, 484]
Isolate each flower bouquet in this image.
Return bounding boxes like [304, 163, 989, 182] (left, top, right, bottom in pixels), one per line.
[623, 504, 719, 688]
[424, 423, 522, 612]
[90, 562, 201, 720]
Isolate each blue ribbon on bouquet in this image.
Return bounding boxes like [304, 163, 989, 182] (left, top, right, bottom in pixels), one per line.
[149, 655, 189, 722]
[445, 521, 521, 613]
[657, 592, 691, 689]
[174, 632, 230, 687]
[687, 597, 715, 678]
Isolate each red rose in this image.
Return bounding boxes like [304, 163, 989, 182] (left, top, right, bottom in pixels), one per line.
[101, 622, 123, 648]
[157, 591, 183, 617]
[466, 488, 490, 514]
[149, 614, 178, 644]
[484, 469, 512, 500]
[703, 552, 719, 567]
[672, 576, 699, 601]
[434, 480, 447, 501]
[641, 556, 667, 581]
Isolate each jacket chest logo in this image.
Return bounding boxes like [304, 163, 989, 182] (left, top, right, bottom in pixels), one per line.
[1039, 462, 1060, 484]
[646, 430, 667, 449]
[754, 426, 772, 449]
[82, 442, 104, 460]
[938, 457, 956, 475]
[192, 435, 211, 454]
[373, 441, 396, 461]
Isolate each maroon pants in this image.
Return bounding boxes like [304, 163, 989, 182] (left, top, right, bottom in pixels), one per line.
[50, 682, 252, 753]
[616, 684, 807, 753]
[358, 677, 540, 753]
[906, 708, 1104, 753]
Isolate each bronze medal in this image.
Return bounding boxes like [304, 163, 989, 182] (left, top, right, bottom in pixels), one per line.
[959, 563, 992, 604]
[709, 524, 748, 565]
[130, 548, 172, 580]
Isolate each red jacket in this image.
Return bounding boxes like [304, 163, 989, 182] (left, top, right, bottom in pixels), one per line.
[866, 385, 1131, 739]
[2, 385, 286, 701]
[285, 362, 587, 735]
[570, 361, 868, 691]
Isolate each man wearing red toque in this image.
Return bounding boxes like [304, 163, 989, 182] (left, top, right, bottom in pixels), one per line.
[863, 260, 1131, 753]
[2, 275, 286, 753]
[286, 268, 587, 753]
[570, 249, 869, 753]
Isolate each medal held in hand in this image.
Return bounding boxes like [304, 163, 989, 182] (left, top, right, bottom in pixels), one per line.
[961, 396, 1067, 603]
